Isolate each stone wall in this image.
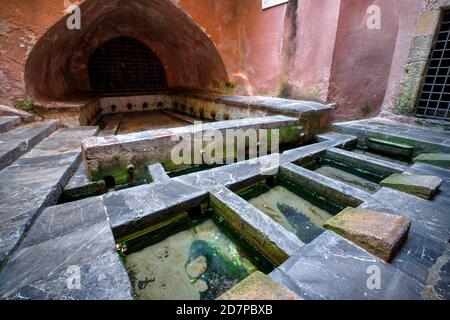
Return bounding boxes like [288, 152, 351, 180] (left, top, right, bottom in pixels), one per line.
[0, 0, 442, 121]
[382, 0, 450, 117]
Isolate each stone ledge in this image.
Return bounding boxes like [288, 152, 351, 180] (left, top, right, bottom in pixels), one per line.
[414, 153, 450, 170]
[210, 188, 304, 266]
[217, 271, 301, 300]
[380, 174, 443, 200]
[324, 207, 411, 262]
[0, 116, 20, 133]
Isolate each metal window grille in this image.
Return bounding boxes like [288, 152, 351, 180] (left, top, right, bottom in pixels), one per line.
[88, 37, 167, 92]
[416, 10, 450, 120]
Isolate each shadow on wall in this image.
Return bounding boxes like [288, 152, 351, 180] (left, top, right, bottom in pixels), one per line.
[24, 0, 228, 100]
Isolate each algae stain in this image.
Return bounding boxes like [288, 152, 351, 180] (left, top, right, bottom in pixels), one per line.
[249, 186, 333, 244]
[124, 220, 256, 300]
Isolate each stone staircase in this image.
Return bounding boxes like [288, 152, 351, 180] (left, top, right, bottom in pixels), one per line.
[0, 116, 20, 133]
[0, 119, 59, 171]
[0, 120, 98, 268]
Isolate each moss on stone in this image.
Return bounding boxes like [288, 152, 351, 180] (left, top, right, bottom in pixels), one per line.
[414, 153, 450, 169]
[210, 195, 289, 266]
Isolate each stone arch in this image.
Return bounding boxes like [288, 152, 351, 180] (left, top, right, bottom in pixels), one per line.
[24, 0, 228, 100]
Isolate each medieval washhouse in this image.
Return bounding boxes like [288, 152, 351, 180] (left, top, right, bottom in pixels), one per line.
[0, 0, 449, 302]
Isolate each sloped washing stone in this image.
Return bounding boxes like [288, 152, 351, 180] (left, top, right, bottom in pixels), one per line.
[2, 251, 132, 300]
[325, 147, 408, 179]
[367, 138, 414, 159]
[414, 153, 450, 170]
[380, 174, 443, 199]
[218, 271, 301, 300]
[0, 196, 132, 300]
[0, 116, 20, 133]
[103, 179, 208, 239]
[0, 127, 98, 266]
[0, 120, 59, 170]
[324, 208, 411, 262]
[270, 231, 425, 300]
[210, 188, 304, 266]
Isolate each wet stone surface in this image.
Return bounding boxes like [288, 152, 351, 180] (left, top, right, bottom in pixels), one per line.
[249, 186, 333, 244]
[315, 165, 381, 194]
[124, 219, 257, 300]
[380, 173, 443, 199]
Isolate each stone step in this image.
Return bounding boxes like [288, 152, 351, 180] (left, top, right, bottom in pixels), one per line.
[0, 117, 20, 133]
[0, 126, 98, 266]
[0, 120, 59, 171]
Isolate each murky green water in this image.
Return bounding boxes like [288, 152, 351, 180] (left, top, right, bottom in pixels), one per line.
[124, 219, 257, 300]
[315, 165, 381, 194]
[249, 186, 333, 244]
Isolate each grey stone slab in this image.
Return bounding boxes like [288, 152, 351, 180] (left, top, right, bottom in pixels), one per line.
[280, 163, 374, 207]
[23, 126, 98, 158]
[148, 163, 170, 182]
[280, 141, 333, 165]
[361, 188, 450, 245]
[0, 116, 20, 133]
[210, 187, 304, 265]
[0, 127, 97, 265]
[270, 231, 425, 300]
[20, 197, 107, 248]
[176, 154, 281, 192]
[391, 230, 446, 285]
[103, 179, 208, 239]
[0, 220, 116, 295]
[0, 213, 32, 266]
[2, 251, 132, 300]
[414, 153, 450, 170]
[0, 153, 81, 223]
[325, 147, 408, 179]
[380, 174, 443, 200]
[0, 120, 59, 170]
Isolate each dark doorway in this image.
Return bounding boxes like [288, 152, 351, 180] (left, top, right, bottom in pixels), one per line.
[416, 11, 450, 120]
[88, 37, 167, 92]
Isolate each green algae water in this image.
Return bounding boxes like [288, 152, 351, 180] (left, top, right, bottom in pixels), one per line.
[124, 219, 257, 300]
[315, 165, 381, 194]
[249, 186, 333, 244]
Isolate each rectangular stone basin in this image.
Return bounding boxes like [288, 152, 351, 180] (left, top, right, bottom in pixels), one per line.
[240, 181, 336, 245]
[121, 217, 259, 300]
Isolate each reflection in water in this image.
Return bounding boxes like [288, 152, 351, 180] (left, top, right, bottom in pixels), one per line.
[249, 186, 333, 244]
[125, 220, 257, 300]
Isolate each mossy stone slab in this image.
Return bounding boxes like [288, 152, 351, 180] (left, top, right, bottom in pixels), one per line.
[380, 173, 443, 199]
[414, 153, 450, 170]
[367, 138, 414, 159]
[324, 208, 411, 262]
[217, 271, 301, 300]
